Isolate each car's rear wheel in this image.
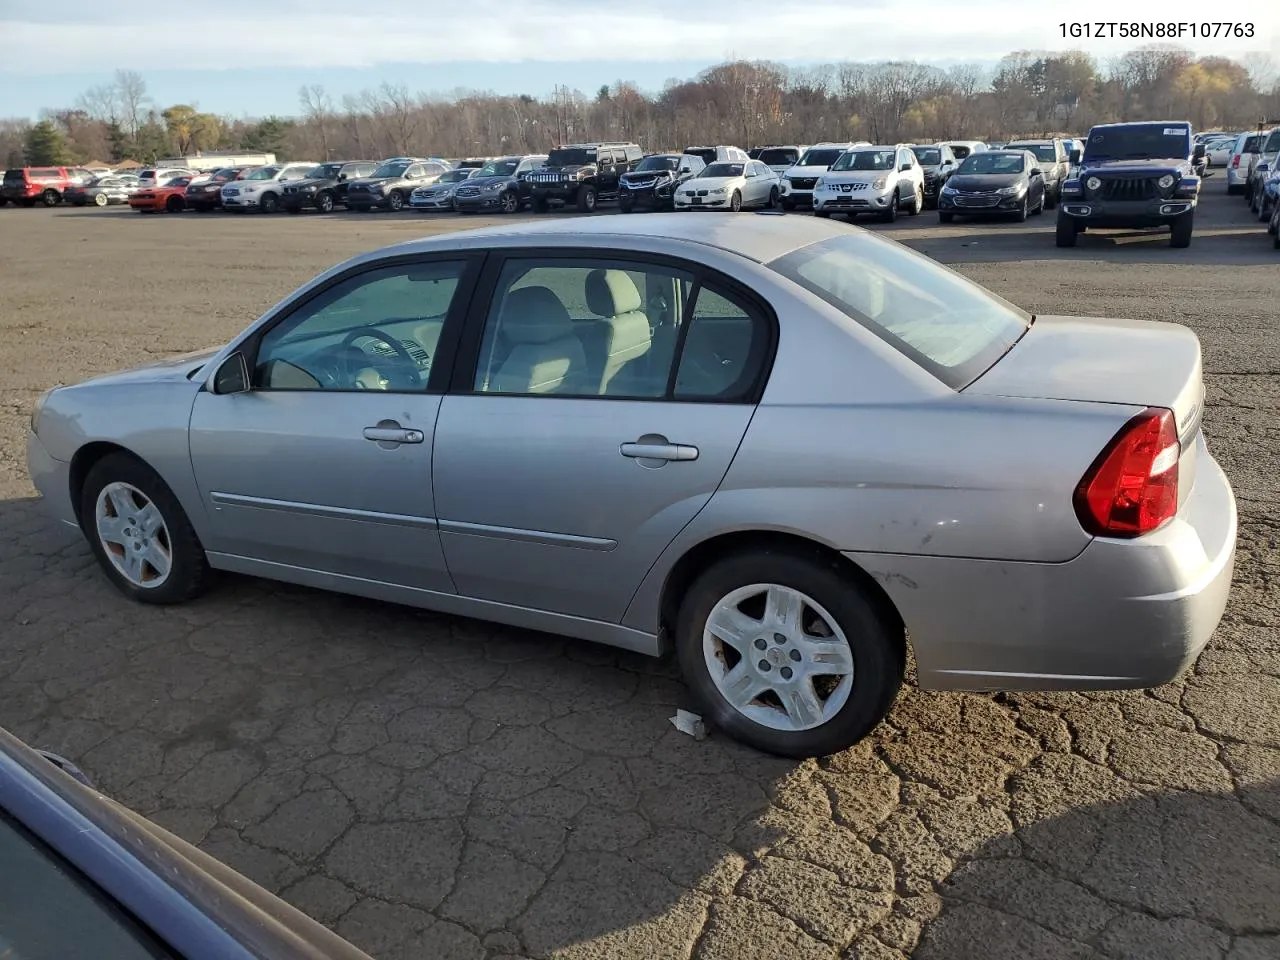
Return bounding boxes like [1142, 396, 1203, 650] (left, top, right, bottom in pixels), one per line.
[94, 193, 109, 207]
[260, 192, 279, 214]
[1170, 213, 1193, 248]
[676, 550, 903, 758]
[1055, 212, 1078, 247]
[80, 453, 213, 605]
[42, 189, 60, 207]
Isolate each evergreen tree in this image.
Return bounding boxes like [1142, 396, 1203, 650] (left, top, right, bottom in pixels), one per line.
[106, 121, 129, 162]
[241, 116, 294, 155]
[24, 120, 75, 165]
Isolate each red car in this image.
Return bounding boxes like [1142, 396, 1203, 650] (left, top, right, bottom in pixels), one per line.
[129, 177, 194, 213]
[0, 166, 85, 207]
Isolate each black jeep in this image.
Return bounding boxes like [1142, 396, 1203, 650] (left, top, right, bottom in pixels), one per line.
[1057, 122, 1205, 248]
[523, 142, 644, 212]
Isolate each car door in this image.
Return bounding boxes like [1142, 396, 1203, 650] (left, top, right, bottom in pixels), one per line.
[431, 252, 774, 622]
[188, 254, 481, 591]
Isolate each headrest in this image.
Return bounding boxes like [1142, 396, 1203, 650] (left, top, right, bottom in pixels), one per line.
[498, 286, 574, 345]
[586, 269, 643, 317]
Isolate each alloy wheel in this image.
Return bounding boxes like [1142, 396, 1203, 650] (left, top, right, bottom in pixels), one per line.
[94, 482, 173, 589]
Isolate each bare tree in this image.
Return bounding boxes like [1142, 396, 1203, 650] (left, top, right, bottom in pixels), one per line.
[113, 70, 149, 138]
[299, 84, 335, 159]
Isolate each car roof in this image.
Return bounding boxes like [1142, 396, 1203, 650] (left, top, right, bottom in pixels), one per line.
[380, 211, 847, 265]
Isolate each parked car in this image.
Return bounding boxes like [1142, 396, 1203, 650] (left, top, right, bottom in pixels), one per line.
[674, 159, 780, 211]
[1206, 137, 1237, 167]
[1003, 138, 1070, 207]
[281, 160, 378, 214]
[779, 142, 867, 209]
[618, 153, 706, 212]
[129, 176, 194, 213]
[523, 142, 644, 212]
[0, 724, 375, 960]
[1264, 168, 1280, 242]
[750, 145, 804, 176]
[184, 167, 247, 212]
[1249, 148, 1280, 222]
[0, 166, 77, 206]
[344, 159, 450, 212]
[683, 145, 751, 166]
[1244, 127, 1280, 196]
[1226, 132, 1262, 195]
[25, 214, 1236, 758]
[813, 145, 925, 222]
[453, 154, 548, 214]
[1057, 122, 1203, 248]
[136, 167, 195, 188]
[65, 174, 139, 207]
[220, 163, 316, 213]
[938, 150, 1046, 222]
[409, 168, 478, 211]
[907, 143, 960, 209]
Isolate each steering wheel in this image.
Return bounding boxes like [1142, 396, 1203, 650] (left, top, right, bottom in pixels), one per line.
[340, 326, 423, 390]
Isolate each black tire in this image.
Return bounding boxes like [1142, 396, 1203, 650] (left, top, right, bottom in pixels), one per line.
[938, 211, 954, 223]
[259, 192, 279, 214]
[1055, 213, 1078, 247]
[79, 452, 213, 605]
[165, 195, 184, 213]
[1169, 213, 1193, 248]
[316, 191, 335, 214]
[387, 190, 405, 212]
[906, 184, 922, 215]
[1273, 223, 1280, 249]
[1045, 185, 1058, 210]
[1258, 198, 1272, 223]
[1032, 191, 1045, 216]
[1014, 195, 1028, 222]
[576, 185, 597, 212]
[42, 189, 61, 207]
[730, 190, 742, 212]
[94, 194, 109, 207]
[767, 186, 779, 209]
[880, 192, 897, 222]
[499, 190, 519, 214]
[675, 549, 904, 758]
[532, 196, 549, 213]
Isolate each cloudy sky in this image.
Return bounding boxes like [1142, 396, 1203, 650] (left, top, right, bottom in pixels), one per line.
[1, 0, 1277, 118]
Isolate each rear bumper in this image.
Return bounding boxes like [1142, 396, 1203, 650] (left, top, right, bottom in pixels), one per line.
[852, 441, 1237, 692]
[27, 430, 77, 528]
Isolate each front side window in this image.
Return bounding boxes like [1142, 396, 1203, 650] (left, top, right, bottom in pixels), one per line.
[0, 811, 176, 959]
[471, 259, 771, 402]
[255, 260, 466, 392]
[769, 231, 1029, 388]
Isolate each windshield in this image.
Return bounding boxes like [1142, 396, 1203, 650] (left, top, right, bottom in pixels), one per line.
[548, 148, 595, 167]
[370, 161, 411, 178]
[799, 148, 845, 167]
[635, 156, 680, 172]
[832, 150, 895, 172]
[439, 169, 473, 183]
[911, 147, 942, 165]
[758, 148, 799, 166]
[1084, 124, 1190, 161]
[477, 159, 520, 177]
[1016, 145, 1057, 162]
[308, 163, 343, 179]
[950, 146, 973, 159]
[703, 162, 744, 178]
[958, 153, 1025, 174]
[211, 168, 239, 179]
[242, 166, 281, 180]
[769, 232, 1030, 389]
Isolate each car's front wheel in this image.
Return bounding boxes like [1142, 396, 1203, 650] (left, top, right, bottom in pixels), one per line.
[676, 550, 903, 758]
[316, 191, 335, 214]
[259, 192, 279, 214]
[1055, 212, 1078, 246]
[500, 190, 519, 214]
[1170, 213, 1193, 248]
[387, 190, 406, 212]
[80, 452, 213, 604]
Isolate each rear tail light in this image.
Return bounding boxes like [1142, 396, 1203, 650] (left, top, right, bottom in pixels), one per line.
[1231, 156, 1241, 168]
[1074, 407, 1179, 538]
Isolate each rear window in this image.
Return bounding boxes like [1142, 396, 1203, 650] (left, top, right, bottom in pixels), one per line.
[758, 148, 799, 166]
[798, 148, 844, 167]
[768, 232, 1030, 388]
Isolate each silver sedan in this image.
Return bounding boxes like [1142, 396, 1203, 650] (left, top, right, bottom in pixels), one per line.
[26, 214, 1237, 758]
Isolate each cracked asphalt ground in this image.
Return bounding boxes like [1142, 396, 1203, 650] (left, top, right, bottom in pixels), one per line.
[1, 191, 1277, 960]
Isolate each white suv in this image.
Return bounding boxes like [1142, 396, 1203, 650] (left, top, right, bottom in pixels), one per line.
[780, 142, 867, 209]
[813, 145, 925, 222]
[220, 163, 316, 213]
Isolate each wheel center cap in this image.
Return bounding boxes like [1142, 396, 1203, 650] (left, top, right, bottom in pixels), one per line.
[766, 647, 786, 667]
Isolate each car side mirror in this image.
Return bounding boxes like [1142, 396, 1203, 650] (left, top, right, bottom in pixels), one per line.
[899, 163, 911, 171]
[679, 166, 691, 174]
[338, 173, 347, 181]
[1069, 149, 1082, 164]
[211, 353, 250, 395]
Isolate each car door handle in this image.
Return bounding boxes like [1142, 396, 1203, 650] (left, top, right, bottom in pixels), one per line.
[620, 441, 699, 461]
[363, 425, 424, 444]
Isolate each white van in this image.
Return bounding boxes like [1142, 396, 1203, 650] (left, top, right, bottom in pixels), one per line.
[682, 145, 750, 167]
[945, 141, 988, 160]
[136, 167, 196, 187]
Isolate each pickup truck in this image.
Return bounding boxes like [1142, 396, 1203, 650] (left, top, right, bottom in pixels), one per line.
[1056, 122, 1205, 248]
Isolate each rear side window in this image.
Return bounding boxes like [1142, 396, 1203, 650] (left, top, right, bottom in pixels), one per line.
[1265, 130, 1280, 153]
[1242, 136, 1261, 153]
[768, 232, 1030, 389]
[3, 169, 23, 183]
[31, 168, 61, 179]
